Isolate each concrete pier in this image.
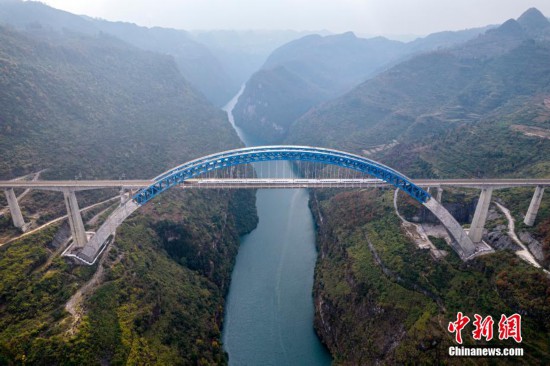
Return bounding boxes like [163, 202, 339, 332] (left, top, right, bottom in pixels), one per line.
[63, 190, 87, 248]
[4, 188, 26, 230]
[120, 190, 131, 205]
[469, 188, 493, 243]
[436, 187, 443, 202]
[524, 186, 544, 226]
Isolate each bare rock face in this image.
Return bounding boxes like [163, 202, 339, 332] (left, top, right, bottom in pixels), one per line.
[486, 231, 521, 251]
[519, 231, 545, 262]
[49, 221, 71, 249]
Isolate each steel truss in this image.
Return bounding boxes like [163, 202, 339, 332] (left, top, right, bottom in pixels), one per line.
[133, 146, 430, 205]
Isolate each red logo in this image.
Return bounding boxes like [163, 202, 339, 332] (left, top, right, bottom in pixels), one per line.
[448, 312, 470, 344]
[498, 314, 522, 343]
[448, 313, 522, 344]
[472, 314, 494, 341]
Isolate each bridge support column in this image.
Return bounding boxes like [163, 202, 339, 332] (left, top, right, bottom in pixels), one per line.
[524, 186, 544, 226]
[469, 188, 493, 243]
[63, 190, 87, 249]
[423, 197, 476, 259]
[436, 187, 443, 203]
[120, 189, 130, 205]
[4, 188, 26, 231]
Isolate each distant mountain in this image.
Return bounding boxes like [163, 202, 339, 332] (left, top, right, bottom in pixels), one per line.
[233, 27, 489, 143]
[88, 19, 237, 106]
[286, 8, 550, 178]
[404, 26, 494, 53]
[451, 8, 550, 59]
[190, 29, 325, 92]
[233, 32, 406, 142]
[0, 0, 96, 33]
[264, 33, 404, 91]
[517, 7, 550, 36]
[0, 0, 235, 105]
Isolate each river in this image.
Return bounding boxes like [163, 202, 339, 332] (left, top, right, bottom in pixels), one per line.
[221, 87, 332, 365]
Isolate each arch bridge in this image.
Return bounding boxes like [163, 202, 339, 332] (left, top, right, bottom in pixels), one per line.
[1, 146, 548, 264]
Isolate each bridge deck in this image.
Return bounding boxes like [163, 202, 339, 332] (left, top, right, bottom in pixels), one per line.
[0, 180, 152, 191]
[1, 178, 550, 191]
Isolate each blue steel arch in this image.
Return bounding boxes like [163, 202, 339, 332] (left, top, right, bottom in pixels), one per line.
[133, 146, 431, 205]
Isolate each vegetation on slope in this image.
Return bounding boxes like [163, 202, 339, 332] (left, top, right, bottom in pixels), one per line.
[212, 10, 550, 363]
[233, 27, 489, 143]
[0, 189, 257, 365]
[0, 0, 236, 106]
[232, 32, 409, 143]
[279, 10, 550, 364]
[0, 23, 258, 365]
[0, 25, 239, 180]
[312, 189, 550, 365]
[288, 38, 550, 154]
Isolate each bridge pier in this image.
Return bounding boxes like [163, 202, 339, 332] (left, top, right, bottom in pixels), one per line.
[524, 186, 544, 226]
[4, 188, 26, 231]
[120, 189, 131, 205]
[63, 190, 87, 249]
[436, 187, 443, 202]
[469, 188, 493, 243]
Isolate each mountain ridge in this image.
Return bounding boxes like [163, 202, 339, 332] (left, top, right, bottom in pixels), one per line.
[286, 8, 550, 158]
[233, 24, 493, 142]
[0, 0, 236, 105]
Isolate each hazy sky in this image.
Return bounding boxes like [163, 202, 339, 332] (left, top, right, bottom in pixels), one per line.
[39, 0, 550, 37]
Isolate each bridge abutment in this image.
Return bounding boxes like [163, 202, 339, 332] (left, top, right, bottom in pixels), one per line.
[4, 188, 26, 231]
[63, 190, 87, 249]
[77, 199, 139, 263]
[524, 186, 544, 226]
[469, 188, 493, 243]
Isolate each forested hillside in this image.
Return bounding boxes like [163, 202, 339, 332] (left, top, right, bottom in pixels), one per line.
[278, 8, 550, 364]
[0, 26, 236, 180]
[288, 9, 550, 160]
[232, 33, 405, 142]
[1, 1, 550, 364]
[311, 189, 550, 365]
[0, 23, 257, 364]
[232, 27, 490, 143]
[0, 0, 236, 105]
